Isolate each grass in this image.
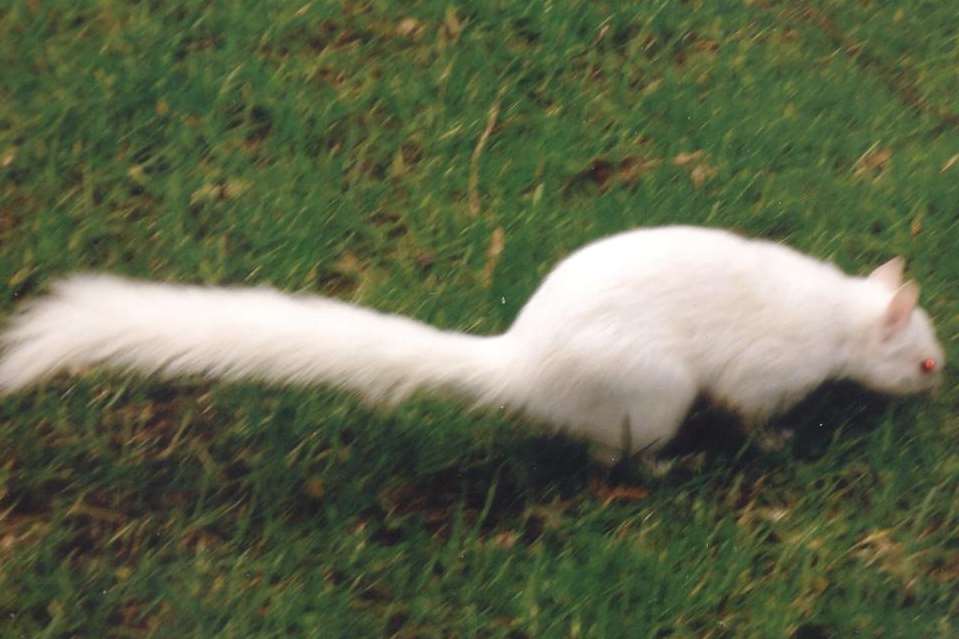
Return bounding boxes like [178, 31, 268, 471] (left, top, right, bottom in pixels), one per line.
[1, 1, 958, 637]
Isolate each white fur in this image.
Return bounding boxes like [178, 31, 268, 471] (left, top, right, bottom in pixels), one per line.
[0, 226, 944, 461]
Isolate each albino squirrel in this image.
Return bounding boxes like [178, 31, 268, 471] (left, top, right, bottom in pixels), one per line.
[0, 225, 945, 463]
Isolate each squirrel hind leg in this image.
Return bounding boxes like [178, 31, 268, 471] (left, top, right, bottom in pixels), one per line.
[587, 371, 698, 467]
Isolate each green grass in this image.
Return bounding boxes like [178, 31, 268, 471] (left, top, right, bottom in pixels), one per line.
[2, 1, 958, 637]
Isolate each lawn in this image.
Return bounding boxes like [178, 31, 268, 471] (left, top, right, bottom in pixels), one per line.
[1, 1, 957, 637]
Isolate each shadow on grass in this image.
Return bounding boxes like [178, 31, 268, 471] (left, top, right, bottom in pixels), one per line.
[1, 377, 901, 566]
[285, 379, 899, 550]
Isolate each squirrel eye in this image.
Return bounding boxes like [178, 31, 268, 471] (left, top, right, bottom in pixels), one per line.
[920, 358, 937, 373]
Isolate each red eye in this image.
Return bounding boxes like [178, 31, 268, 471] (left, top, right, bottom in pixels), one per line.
[920, 358, 937, 373]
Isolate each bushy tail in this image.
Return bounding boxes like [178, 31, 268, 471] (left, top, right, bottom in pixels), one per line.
[0, 275, 518, 407]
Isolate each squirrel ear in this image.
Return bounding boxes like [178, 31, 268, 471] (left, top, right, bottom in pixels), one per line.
[869, 257, 905, 290]
[869, 257, 906, 291]
[882, 280, 919, 339]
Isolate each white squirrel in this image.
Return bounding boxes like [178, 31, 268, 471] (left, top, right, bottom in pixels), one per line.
[0, 225, 945, 463]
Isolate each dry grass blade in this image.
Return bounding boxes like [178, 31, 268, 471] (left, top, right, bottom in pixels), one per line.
[468, 97, 501, 217]
[482, 226, 506, 287]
